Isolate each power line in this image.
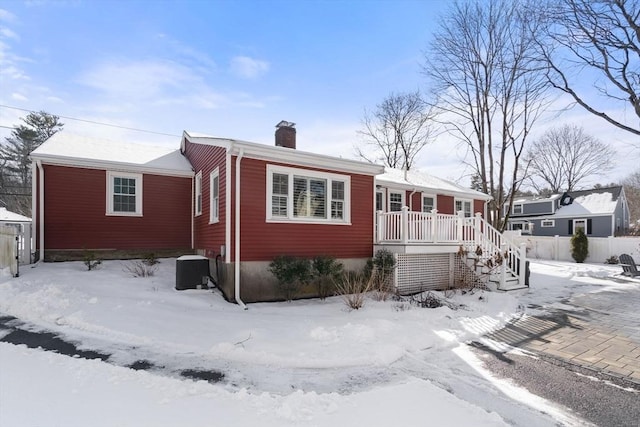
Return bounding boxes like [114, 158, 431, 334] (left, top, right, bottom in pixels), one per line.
[0, 104, 181, 138]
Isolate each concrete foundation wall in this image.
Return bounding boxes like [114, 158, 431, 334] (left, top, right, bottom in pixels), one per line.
[213, 258, 369, 303]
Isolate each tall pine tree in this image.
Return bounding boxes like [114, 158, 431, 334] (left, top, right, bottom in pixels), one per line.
[0, 111, 63, 215]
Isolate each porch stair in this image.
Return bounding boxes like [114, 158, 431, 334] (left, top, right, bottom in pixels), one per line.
[376, 208, 529, 292]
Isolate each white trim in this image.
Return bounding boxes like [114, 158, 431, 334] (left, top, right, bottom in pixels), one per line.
[573, 218, 587, 234]
[265, 164, 351, 224]
[234, 149, 247, 310]
[106, 171, 143, 216]
[195, 171, 203, 217]
[541, 219, 555, 227]
[209, 167, 220, 224]
[225, 153, 231, 263]
[182, 131, 384, 176]
[388, 190, 405, 212]
[421, 193, 437, 213]
[512, 203, 523, 215]
[31, 155, 193, 178]
[455, 198, 473, 217]
[37, 161, 44, 262]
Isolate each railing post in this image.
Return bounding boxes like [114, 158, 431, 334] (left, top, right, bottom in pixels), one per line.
[500, 242, 507, 290]
[401, 206, 409, 244]
[457, 210, 464, 243]
[376, 210, 383, 243]
[519, 242, 527, 287]
[431, 209, 438, 243]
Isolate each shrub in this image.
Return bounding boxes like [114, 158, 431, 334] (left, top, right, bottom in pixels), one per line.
[334, 271, 373, 310]
[124, 260, 157, 277]
[269, 255, 311, 301]
[83, 250, 102, 271]
[142, 253, 160, 266]
[365, 249, 397, 300]
[311, 255, 343, 300]
[604, 255, 619, 265]
[570, 228, 589, 263]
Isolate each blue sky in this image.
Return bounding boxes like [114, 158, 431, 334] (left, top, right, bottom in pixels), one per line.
[0, 0, 636, 185]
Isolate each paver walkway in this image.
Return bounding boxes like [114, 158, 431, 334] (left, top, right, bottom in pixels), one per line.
[484, 282, 640, 386]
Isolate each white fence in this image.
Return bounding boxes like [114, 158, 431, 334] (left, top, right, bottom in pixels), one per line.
[0, 225, 18, 277]
[505, 232, 640, 263]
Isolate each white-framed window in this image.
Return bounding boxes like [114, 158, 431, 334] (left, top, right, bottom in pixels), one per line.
[541, 219, 555, 227]
[106, 171, 142, 216]
[422, 194, 436, 213]
[195, 171, 203, 216]
[210, 168, 219, 223]
[455, 199, 472, 217]
[573, 218, 587, 233]
[510, 221, 533, 234]
[266, 165, 350, 223]
[375, 190, 384, 212]
[513, 204, 523, 215]
[389, 191, 404, 212]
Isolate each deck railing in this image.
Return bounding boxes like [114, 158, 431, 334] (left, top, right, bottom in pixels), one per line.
[376, 207, 527, 288]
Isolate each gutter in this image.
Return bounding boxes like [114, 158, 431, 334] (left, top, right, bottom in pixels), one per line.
[36, 160, 45, 262]
[234, 149, 247, 310]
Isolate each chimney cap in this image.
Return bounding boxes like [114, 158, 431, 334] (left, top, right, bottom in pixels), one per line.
[276, 120, 296, 129]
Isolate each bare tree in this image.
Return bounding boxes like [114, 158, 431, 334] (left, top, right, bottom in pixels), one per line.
[538, 0, 640, 137]
[356, 91, 435, 170]
[622, 169, 640, 233]
[423, 0, 549, 230]
[525, 124, 615, 193]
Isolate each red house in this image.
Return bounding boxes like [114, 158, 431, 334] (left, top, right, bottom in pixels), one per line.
[31, 122, 526, 304]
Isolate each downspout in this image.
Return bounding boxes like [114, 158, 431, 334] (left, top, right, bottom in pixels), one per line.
[191, 175, 194, 250]
[234, 149, 247, 310]
[36, 161, 45, 263]
[31, 161, 36, 263]
[408, 188, 417, 211]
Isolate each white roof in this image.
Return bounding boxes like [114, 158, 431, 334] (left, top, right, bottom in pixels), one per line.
[31, 133, 194, 177]
[181, 131, 386, 176]
[376, 167, 492, 200]
[553, 192, 618, 217]
[0, 207, 31, 222]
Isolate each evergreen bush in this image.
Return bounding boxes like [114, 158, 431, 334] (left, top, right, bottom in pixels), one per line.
[570, 228, 589, 263]
[268, 255, 311, 301]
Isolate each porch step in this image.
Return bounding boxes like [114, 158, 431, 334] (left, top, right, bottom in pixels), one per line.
[487, 277, 528, 292]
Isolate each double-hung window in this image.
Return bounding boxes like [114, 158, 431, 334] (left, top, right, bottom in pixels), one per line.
[389, 191, 404, 212]
[106, 171, 142, 216]
[455, 199, 472, 217]
[195, 171, 203, 216]
[267, 165, 350, 223]
[210, 168, 219, 223]
[422, 195, 435, 213]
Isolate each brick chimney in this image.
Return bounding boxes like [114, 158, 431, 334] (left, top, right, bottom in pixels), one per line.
[275, 120, 296, 149]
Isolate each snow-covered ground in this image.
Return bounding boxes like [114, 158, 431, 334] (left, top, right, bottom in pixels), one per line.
[0, 258, 631, 426]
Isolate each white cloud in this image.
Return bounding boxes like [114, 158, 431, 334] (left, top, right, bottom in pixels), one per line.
[0, 27, 18, 40]
[11, 92, 27, 101]
[229, 56, 270, 79]
[0, 9, 17, 23]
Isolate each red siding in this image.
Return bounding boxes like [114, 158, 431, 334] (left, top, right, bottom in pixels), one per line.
[474, 199, 485, 216]
[437, 195, 455, 214]
[182, 141, 227, 257]
[232, 157, 375, 261]
[407, 191, 422, 212]
[41, 165, 191, 250]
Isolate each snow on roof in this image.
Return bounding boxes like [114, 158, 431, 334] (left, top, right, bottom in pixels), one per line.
[0, 207, 31, 222]
[553, 191, 618, 217]
[31, 133, 193, 174]
[377, 167, 492, 200]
